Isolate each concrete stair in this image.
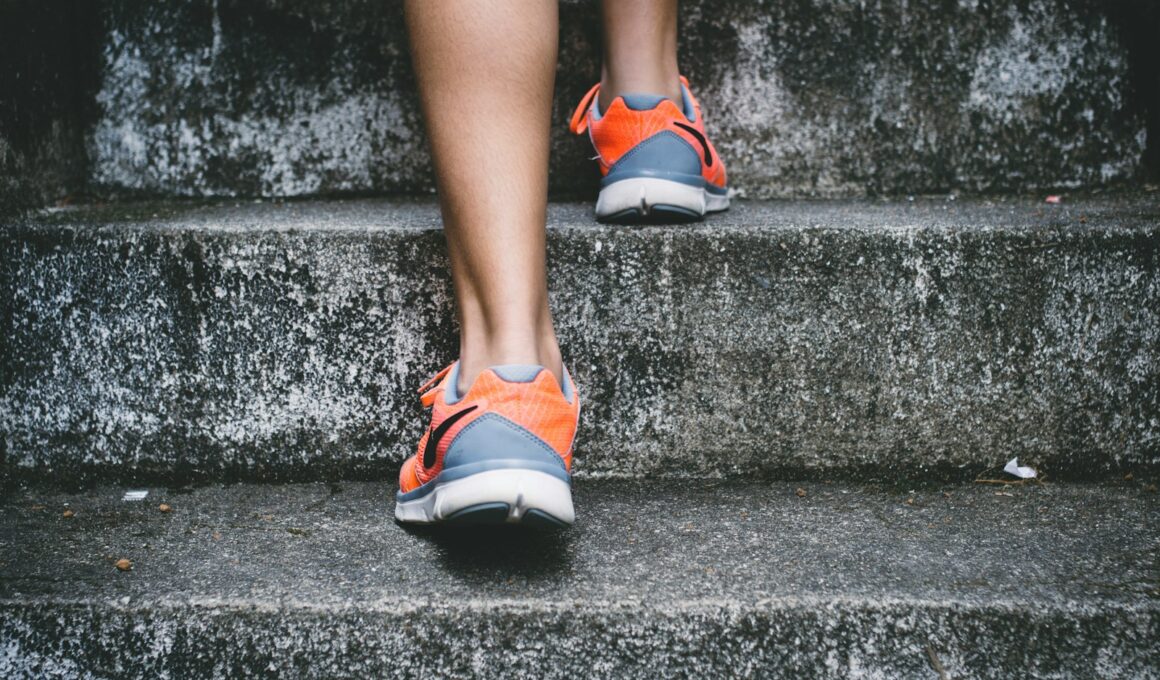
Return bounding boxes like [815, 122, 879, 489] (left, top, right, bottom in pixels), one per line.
[3, 0, 1157, 210]
[4, 198, 1159, 679]
[2, 479, 1157, 678]
[4, 1, 1160, 675]
[4, 196, 1159, 484]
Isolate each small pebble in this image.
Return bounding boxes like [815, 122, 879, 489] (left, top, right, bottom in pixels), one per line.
[159, 503, 172, 513]
[115, 558, 132, 572]
[1124, 473, 1134, 482]
[62, 509, 75, 518]
[906, 497, 915, 506]
[795, 487, 807, 498]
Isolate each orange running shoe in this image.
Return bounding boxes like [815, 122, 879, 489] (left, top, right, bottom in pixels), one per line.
[569, 76, 729, 222]
[395, 362, 580, 527]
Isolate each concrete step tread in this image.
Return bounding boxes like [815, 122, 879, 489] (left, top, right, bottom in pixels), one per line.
[4, 479, 1156, 606]
[20, 193, 1160, 234]
[2, 479, 1157, 677]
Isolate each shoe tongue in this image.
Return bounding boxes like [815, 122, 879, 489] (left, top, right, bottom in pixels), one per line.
[619, 93, 669, 111]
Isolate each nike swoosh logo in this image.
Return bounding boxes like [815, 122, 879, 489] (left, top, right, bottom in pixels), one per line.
[423, 405, 478, 469]
[673, 121, 713, 168]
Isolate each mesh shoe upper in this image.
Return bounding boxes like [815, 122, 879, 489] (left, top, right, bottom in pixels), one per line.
[569, 76, 727, 191]
[398, 363, 581, 494]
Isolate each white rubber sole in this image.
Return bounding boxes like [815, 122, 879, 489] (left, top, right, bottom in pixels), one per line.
[595, 177, 730, 221]
[394, 468, 575, 526]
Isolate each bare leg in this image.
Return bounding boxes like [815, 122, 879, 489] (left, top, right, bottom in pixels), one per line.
[599, 0, 682, 111]
[405, 0, 563, 392]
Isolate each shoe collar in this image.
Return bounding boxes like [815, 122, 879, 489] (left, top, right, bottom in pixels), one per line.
[420, 361, 575, 406]
[569, 76, 697, 135]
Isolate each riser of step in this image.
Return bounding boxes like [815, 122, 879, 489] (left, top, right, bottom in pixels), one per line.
[9, 0, 1150, 207]
[4, 602, 1152, 679]
[1, 480, 1156, 678]
[3, 197, 1157, 483]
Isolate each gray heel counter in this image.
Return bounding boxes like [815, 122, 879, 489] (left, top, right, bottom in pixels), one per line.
[442, 413, 566, 472]
[607, 131, 702, 180]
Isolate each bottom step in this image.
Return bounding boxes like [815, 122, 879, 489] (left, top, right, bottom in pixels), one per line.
[2, 479, 1157, 678]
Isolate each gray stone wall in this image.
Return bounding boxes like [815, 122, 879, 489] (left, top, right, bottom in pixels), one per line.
[4, 198, 1157, 483]
[2, 0, 1156, 206]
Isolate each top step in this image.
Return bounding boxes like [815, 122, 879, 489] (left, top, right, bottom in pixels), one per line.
[2, 0, 1155, 208]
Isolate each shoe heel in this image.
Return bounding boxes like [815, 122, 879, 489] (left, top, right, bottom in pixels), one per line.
[395, 468, 575, 526]
[596, 177, 716, 222]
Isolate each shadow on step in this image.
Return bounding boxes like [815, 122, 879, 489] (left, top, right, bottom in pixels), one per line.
[399, 524, 573, 581]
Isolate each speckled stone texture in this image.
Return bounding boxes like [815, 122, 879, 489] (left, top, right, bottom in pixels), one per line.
[80, 0, 1151, 200]
[1, 480, 1157, 678]
[2, 197, 1158, 483]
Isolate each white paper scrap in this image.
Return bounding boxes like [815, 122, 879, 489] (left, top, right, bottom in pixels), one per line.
[1003, 458, 1037, 479]
[122, 490, 149, 501]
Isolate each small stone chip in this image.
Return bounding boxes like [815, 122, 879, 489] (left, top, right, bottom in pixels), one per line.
[795, 487, 807, 498]
[212, 531, 222, 540]
[115, 558, 132, 571]
[906, 497, 916, 506]
[62, 509, 75, 518]
[159, 503, 172, 513]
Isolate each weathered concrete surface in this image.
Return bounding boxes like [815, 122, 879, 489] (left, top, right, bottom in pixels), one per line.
[1, 480, 1157, 678]
[2, 196, 1158, 483]
[82, 0, 1152, 200]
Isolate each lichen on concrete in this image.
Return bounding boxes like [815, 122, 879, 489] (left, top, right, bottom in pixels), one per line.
[89, 0, 433, 197]
[82, 0, 1149, 200]
[2, 196, 1157, 483]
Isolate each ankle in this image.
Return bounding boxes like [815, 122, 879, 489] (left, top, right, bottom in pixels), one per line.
[599, 66, 681, 112]
[457, 331, 564, 396]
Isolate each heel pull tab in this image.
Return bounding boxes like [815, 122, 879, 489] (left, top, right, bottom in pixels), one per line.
[417, 362, 455, 407]
[569, 83, 600, 135]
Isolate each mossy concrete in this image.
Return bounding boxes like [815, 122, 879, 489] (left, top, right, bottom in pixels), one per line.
[2, 196, 1158, 483]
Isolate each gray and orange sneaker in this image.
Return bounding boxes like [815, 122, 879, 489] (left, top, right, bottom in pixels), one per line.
[569, 76, 729, 222]
[395, 362, 580, 527]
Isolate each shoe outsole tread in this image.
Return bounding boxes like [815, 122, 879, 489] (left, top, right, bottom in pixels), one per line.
[441, 502, 570, 529]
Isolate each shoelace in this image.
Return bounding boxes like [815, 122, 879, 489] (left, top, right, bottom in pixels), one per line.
[416, 362, 454, 408]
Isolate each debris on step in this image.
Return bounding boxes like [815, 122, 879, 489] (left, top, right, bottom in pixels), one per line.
[1003, 457, 1037, 479]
